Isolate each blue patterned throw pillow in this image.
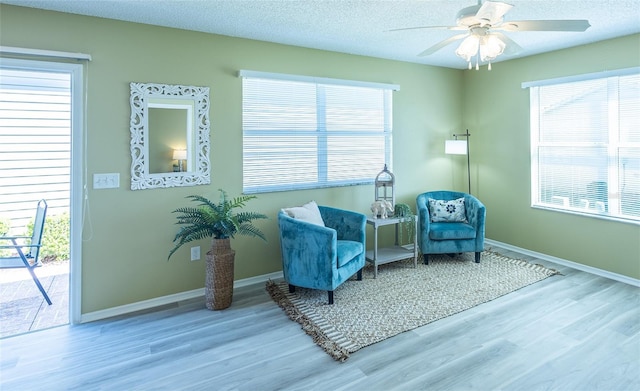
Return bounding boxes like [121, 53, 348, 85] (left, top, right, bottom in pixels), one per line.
[428, 198, 467, 223]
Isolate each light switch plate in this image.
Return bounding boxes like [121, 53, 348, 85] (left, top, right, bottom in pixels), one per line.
[93, 173, 120, 189]
[191, 246, 201, 261]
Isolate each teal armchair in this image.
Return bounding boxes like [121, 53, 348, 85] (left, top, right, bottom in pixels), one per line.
[278, 206, 366, 304]
[416, 191, 486, 264]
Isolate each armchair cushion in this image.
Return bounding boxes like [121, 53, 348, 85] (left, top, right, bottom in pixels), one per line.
[428, 197, 467, 222]
[282, 200, 325, 227]
[429, 222, 476, 240]
[336, 240, 364, 268]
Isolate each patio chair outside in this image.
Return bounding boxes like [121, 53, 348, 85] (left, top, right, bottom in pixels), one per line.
[0, 199, 52, 305]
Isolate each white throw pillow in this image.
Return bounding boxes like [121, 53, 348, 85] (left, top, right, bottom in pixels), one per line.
[428, 198, 467, 223]
[282, 200, 325, 227]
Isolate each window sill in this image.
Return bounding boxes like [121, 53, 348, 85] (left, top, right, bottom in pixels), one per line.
[532, 204, 640, 226]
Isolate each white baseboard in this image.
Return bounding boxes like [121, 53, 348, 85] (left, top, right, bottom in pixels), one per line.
[80, 271, 284, 324]
[485, 239, 640, 287]
[80, 242, 639, 324]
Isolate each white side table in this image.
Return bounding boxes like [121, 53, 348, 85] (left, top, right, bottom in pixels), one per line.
[365, 216, 418, 278]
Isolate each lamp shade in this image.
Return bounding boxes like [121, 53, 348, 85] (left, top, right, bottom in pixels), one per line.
[455, 35, 480, 62]
[172, 149, 187, 160]
[480, 34, 506, 62]
[445, 140, 467, 155]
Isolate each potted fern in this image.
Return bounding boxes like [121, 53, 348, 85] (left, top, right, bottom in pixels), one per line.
[168, 189, 267, 310]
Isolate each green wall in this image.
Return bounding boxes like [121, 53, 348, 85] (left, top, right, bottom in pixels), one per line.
[1, 5, 638, 315]
[0, 5, 462, 313]
[462, 34, 640, 279]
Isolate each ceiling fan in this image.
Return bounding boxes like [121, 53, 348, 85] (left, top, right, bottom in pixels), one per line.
[390, 0, 591, 70]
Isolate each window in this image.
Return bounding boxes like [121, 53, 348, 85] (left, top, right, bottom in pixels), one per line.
[526, 68, 640, 223]
[240, 70, 398, 193]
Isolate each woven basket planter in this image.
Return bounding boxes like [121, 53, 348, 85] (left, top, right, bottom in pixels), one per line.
[205, 238, 236, 310]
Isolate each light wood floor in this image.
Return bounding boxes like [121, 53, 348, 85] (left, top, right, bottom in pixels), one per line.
[1, 247, 639, 391]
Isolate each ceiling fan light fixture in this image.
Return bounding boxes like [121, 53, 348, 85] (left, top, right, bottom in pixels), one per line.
[455, 35, 480, 62]
[480, 34, 506, 62]
[456, 32, 504, 70]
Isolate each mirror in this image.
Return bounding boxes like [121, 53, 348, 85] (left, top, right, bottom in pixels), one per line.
[147, 101, 192, 174]
[130, 82, 210, 190]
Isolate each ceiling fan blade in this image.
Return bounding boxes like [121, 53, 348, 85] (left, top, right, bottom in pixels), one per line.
[476, 1, 513, 25]
[492, 32, 523, 56]
[497, 20, 591, 32]
[418, 34, 468, 56]
[387, 25, 466, 32]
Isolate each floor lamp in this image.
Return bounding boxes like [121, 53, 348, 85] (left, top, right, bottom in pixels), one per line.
[445, 130, 471, 194]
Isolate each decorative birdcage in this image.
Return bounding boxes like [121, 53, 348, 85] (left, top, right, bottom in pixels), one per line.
[374, 164, 395, 209]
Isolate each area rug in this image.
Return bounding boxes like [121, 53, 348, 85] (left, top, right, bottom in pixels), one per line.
[266, 251, 560, 362]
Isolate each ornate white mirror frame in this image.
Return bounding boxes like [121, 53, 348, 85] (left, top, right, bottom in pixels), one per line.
[130, 82, 211, 190]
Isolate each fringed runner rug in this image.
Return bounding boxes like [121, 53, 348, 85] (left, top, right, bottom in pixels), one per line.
[266, 251, 560, 361]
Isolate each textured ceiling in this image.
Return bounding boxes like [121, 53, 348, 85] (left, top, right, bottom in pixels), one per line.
[2, 0, 640, 69]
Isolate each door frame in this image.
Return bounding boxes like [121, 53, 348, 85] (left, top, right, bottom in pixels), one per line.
[1, 57, 84, 324]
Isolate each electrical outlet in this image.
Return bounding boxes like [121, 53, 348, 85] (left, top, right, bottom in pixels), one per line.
[190, 246, 200, 261]
[93, 173, 120, 189]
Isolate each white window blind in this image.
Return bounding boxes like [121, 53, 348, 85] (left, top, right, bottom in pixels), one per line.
[528, 70, 640, 223]
[241, 71, 397, 193]
[0, 67, 71, 232]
